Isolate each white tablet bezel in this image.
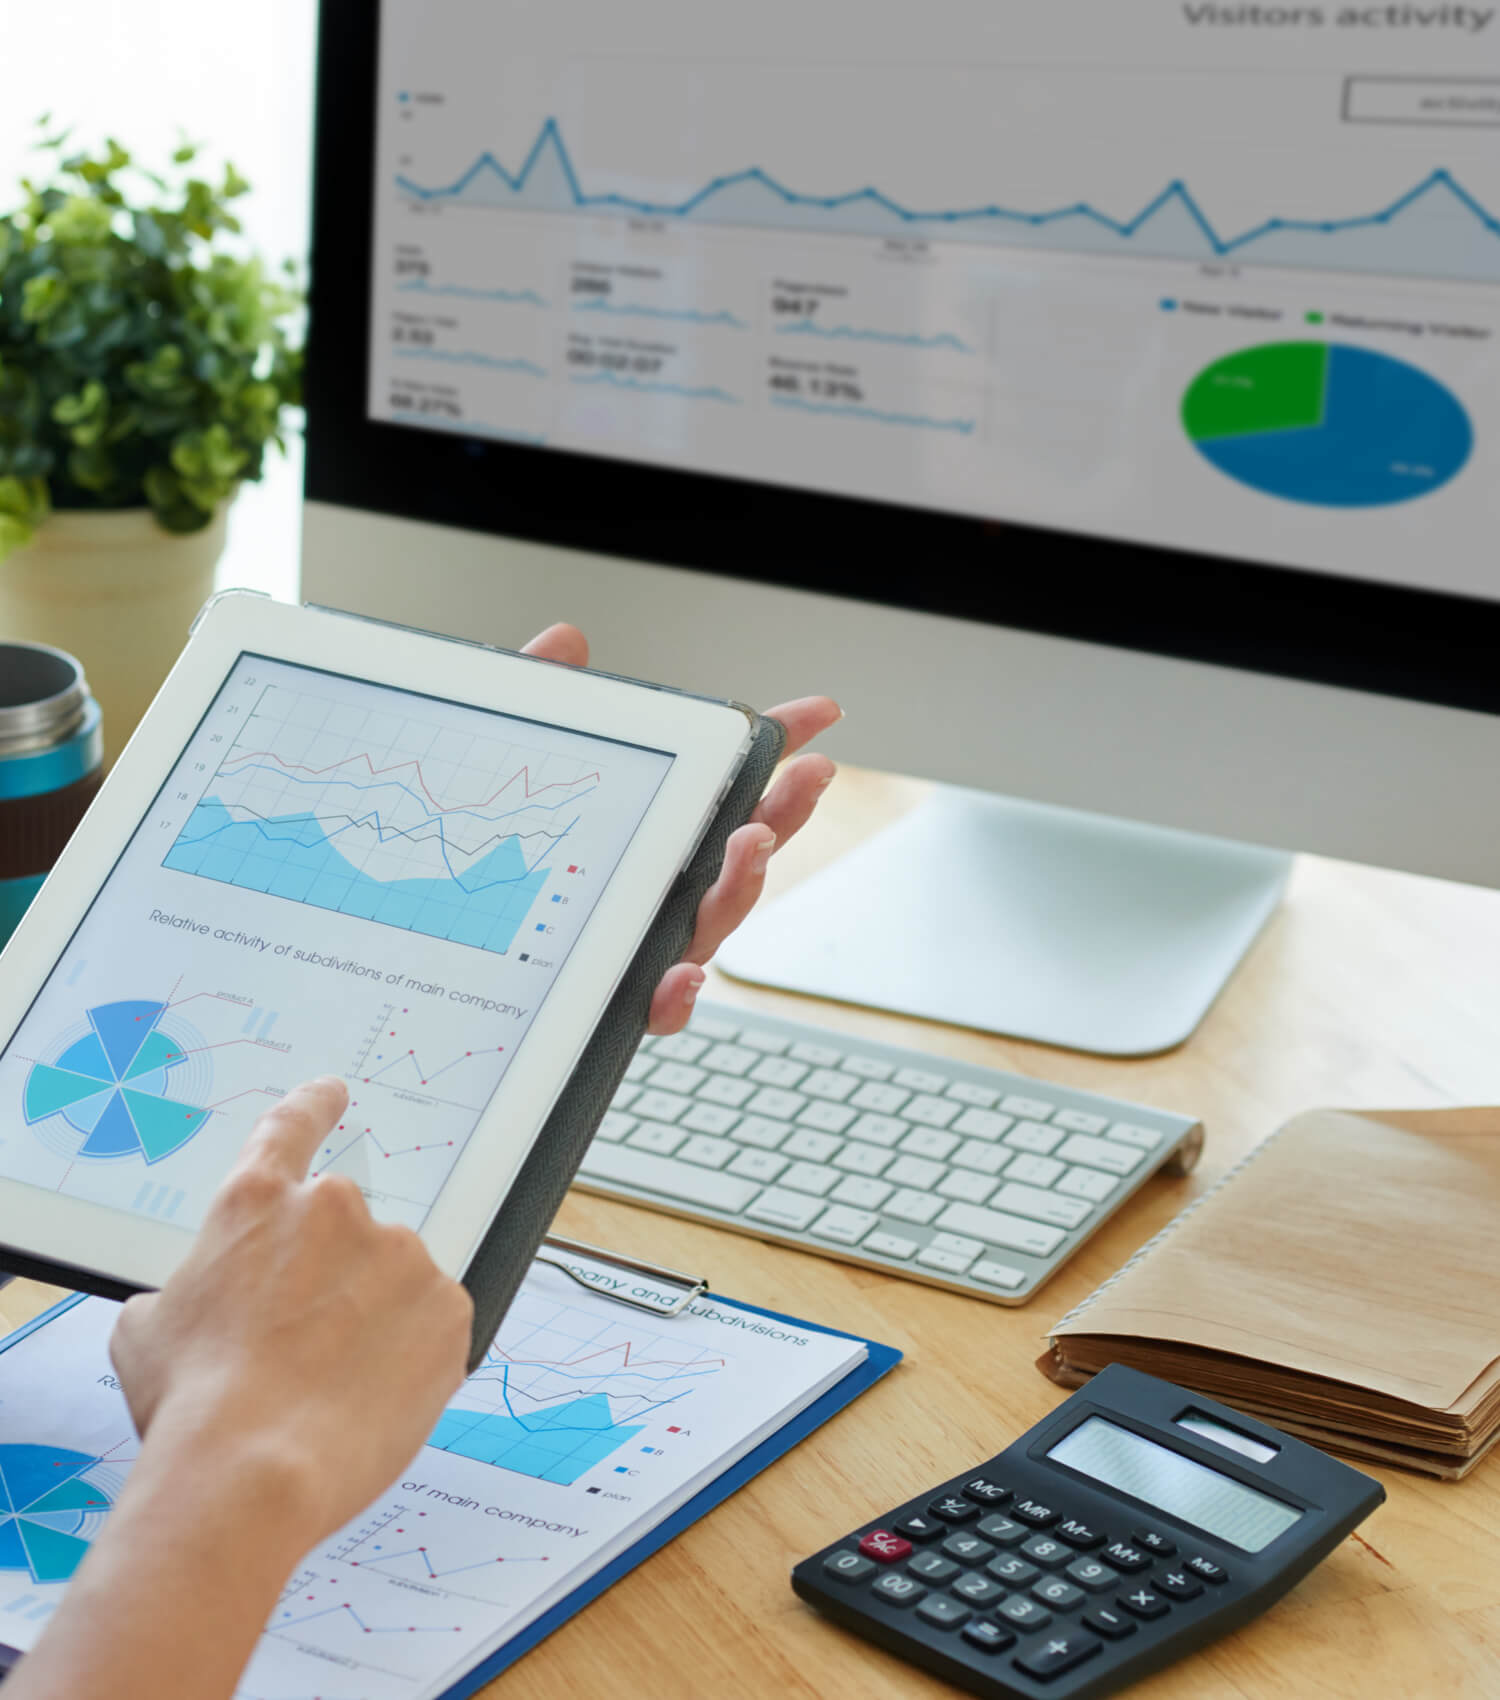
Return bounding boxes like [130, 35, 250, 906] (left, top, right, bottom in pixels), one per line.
[0, 595, 754, 1290]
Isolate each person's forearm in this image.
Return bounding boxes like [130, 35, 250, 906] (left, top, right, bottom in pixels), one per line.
[6, 1410, 317, 1700]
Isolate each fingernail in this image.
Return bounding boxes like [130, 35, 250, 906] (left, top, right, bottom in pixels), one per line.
[313, 1075, 346, 1092]
[752, 831, 777, 874]
[817, 771, 836, 790]
[684, 969, 706, 1006]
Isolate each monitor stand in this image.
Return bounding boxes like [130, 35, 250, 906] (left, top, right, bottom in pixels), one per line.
[715, 787, 1292, 1056]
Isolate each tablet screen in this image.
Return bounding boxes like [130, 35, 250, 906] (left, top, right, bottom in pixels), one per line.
[0, 656, 672, 1234]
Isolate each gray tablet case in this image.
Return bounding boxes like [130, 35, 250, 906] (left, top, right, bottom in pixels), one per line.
[459, 709, 785, 1366]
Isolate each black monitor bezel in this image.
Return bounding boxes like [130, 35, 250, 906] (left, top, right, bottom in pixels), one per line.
[304, 0, 1500, 718]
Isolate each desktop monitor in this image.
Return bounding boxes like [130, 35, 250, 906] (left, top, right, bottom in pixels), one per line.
[301, 0, 1500, 1053]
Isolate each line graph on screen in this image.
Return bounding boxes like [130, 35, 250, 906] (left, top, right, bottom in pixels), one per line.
[162, 683, 601, 956]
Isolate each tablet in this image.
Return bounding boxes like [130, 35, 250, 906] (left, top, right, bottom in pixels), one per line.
[0, 595, 758, 1298]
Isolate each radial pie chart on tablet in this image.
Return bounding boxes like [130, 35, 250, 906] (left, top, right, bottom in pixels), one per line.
[0, 1446, 114, 1583]
[22, 1000, 212, 1165]
[1182, 342, 1472, 507]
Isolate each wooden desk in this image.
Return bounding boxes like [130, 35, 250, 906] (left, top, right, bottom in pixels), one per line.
[5, 766, 1500, 1697]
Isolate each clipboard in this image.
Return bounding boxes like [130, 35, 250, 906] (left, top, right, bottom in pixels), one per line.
[0, 1239, 902, 1691]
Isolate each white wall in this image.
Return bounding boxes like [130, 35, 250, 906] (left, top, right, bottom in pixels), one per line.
[1, 0, 321, 598]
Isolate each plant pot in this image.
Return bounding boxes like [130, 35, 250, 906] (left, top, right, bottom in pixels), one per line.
[0, 503, 230, 758]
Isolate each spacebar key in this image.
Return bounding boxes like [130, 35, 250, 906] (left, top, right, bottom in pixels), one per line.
[579, 1141, 760, 1212]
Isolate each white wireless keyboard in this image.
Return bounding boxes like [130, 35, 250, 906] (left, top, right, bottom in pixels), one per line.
[576, 1001, 1204, 1303]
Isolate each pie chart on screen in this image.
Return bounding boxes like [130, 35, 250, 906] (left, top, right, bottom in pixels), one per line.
[1182, 342, 1472, 508]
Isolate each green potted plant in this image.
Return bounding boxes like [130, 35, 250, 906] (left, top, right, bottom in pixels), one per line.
[0, 120, 301, 746]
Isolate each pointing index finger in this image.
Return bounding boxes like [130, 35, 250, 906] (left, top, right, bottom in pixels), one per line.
[236, 1076, 350, 1182]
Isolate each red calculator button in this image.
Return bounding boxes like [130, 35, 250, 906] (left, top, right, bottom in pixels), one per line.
[859, 1529, 914, 1564]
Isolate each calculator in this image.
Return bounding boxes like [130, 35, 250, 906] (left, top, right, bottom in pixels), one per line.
[792, 1365, 1384, 1699]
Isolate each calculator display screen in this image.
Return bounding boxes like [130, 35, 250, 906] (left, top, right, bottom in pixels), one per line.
[1048, 1417, 1303, 1553]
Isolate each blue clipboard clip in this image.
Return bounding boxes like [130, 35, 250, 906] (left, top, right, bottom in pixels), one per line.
[532, 1233, 710, 1317]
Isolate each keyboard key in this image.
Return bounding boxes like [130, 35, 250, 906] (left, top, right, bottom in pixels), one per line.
[1012, 1498, 1060, 1528]
[690, 1013, 740, 1040]
[732, 1115, 792, 1150]
[1100, 1541, 1150, 1573]
[864, 1230, 918, 1260]
[611, 1084, 642, 1110]
[915, 1594, 970, 1630]
[1119, 1586, 1170, 1620]
[651, 1032, 710, 1062]
[941, 1532, 995, 1565]
[908, 1550, 960, 1582]
[972, 1260, 1027, 1290]
[822, 1549, 875, 1582]
[628, 1124, 688, 1156]
[579, 1142, 760, 1211]
[987, 1554, 1040, 1586]
[781, 1130, 842, 1163]
[738, 1027, 790, 1054]
[932, 1231, 984, 1258]
[928, 1494, 978, 1523]
[846, 1114, 907, 1147]
[789, 1040, 841, 1065]
[1084, 1606, 1137, 1641]
[747, 1087, 807, 1120]
[797, 1100, 858, 1134]
[1052, 1107, 1109, 1134]
[833, 1141, 893, 1176]
[997, 1596, 1052, 1631]
[810, 1205, 879, 1245]
[1004, 1120, 1064, 1156]
[951, 1108, 1013, 1141]
[840, 1054, 894, 1080]
[975, 1514, 1026, 1545]
[1000, 1093, 1056, 1119]
[634, 1090, 693, 1124]
[1057, 1134, 1146, 1175]
[1132, 1529, 1175, 1557]
[990, 1183, 1092, 1230]
[702, 1044, 757, 1075]
[952, 1140, 1010, 1176]
[961, 1619, 1015, 1654]
[1058, 1165, 1119, 1203]
[1020, 1535, 1071, 1568]
[1066, 1558, 1117, 1592]
[946, 1080, 1000, 1108]
[650, 1062, 707, 1094]
[1005, 1153, 1064, 1188]
[1183, 1555, 1230, 1584]
[1109, 1122, 1165, 1150]
[961, 1478, 1010, 1506]
[859, 1529, 912, 1563]
[899, 1128, 960, 1160]
[871, 1572, 925, 1606]
[697, 1075, 756, 1108]
[1157, 1570, 1204, 1600]
[895, 1067, 947, 1092]
[802, 1069, 858, 1102]
[596, 1112, 636, 1142]
[950, 1572, 1005, 1607]
[936, 1171, 997, 1204]
[782, 1163, 839, 1196]
[916, 1245, 976, 1275]
[1032, 1577, 1087, 1611]
[1055, 1518, 1105, 1549]
[680, 1102, 740, 1135]
[1014, 1631, 1100, 1681]
[747, 1056, 807, 1088]
[895, 1512, 944, 1543]
[830, 1176, 893, 1210]
[678, 1135, 735, 1169]
[744, 1189, 822, 1231]
[934, 1202, 1067, 1258]
[906, 1095, 961, 1129]
[885, 1189, 944, 1225]
[849, 1083, 910, 1115]
[727, 1149, 788, 1184]
[886, 1154, 945, 1189]
[623, 1053, 656, 1081]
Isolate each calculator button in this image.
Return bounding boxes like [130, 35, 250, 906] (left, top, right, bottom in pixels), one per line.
[1119, 1586, 1171, 1620]
[1013, 1630, 1102, 1681]
[871, 1572, 926, 1606]
[941, 1533, 996, 1566]
[976, 1514, 1026, 1546]
[951, 1573, 1006, 1607]
[1032, 1577, 1087, 1611]
[928, 1495, 980, 1524]
[908, 1551, 961, 1583]
[1084, 1606, 1138, 1641]
[961, 1619, 1016, 1654]
[1101, 1540, 1151, 1572]
[1019, 1536, 1071, 1568]
[1157, 1570, 1205, 1600]
[1184, 1555, 1230, 1584]
[859, 1529, 913, 1565]
[894, 1513, 943, 1543]
[1055, 1517, 1106, 1550]
[915, 1594, 971, 1630]
[986, 1555, 1040, 1587]
[1065, 1558, 1117, 1592]
[961, 1476, 1011, 1506]
[997, 1596, 1052, 1631]
[1012, 1497, 1059, 1528]
[1132, 1529, 1175, 1557]
[822, 1550, 876, 1582]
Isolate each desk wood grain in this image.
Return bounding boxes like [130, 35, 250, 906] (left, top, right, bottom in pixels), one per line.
[4, 765, 1498, 1698]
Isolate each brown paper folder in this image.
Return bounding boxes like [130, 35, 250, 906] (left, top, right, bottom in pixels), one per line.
[1040, 1107, 1500, 1479]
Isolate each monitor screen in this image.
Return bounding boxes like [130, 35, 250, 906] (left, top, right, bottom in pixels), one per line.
[362, 0, 1497, 607]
